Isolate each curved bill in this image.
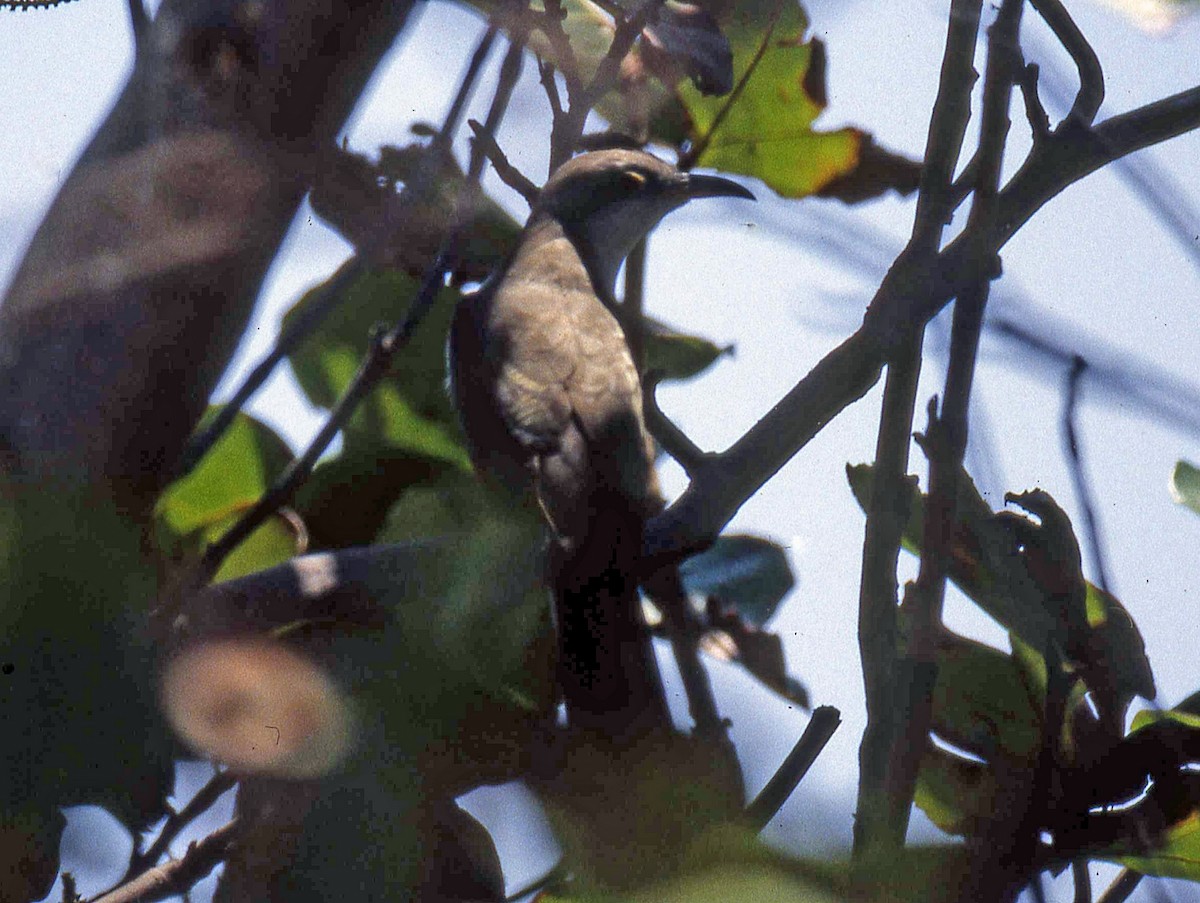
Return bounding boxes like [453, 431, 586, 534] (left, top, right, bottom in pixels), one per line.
[682, 172, 756, 201]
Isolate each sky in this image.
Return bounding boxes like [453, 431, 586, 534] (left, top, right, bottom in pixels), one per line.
[1, 0, 1199, 900]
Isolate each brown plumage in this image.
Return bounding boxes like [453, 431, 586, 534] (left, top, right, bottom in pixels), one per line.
[449, 150, 752, 738]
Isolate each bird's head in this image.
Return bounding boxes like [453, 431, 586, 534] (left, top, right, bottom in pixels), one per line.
[533, 149, 755, 291]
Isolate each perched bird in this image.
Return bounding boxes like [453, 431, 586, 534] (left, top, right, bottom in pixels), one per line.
[450, 149, 753, 739]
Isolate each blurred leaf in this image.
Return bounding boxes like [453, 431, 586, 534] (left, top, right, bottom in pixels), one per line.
[645, 317, 734, 382]
[1130, 689, 1200, 734]
[0, 479, 173, 835]
[295, 449, 453, 550]
[311, 142, 519, 281]
[679, 534, 794, 624]
[376, 469, 531, 545]
[630, 864, 840, 902]
[1172, 460, 1200, 515]
[914, 743, 997, 836]
[641, 1, 735, 95]
[932, 631, 1041, 763]
[814, 136, 922, 203]
[285, 269, 471, 468]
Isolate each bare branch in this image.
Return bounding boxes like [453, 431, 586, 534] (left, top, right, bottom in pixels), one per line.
[1017, 62, 1052, 141]
[644, 85, 1200, 566]
[90, 821, 238, 903]
[853, 0, 983, 856]
[469, 119, 540, 206]
[1062, 356, 1113, 594]
[745, 706, 841, 832]
[1096, 869, 1142, 903]
[126, 770, 237, 882]
[643, 372, 708, 475]
[435, 25, 500, 151]
[1029, 0, 1105, 125]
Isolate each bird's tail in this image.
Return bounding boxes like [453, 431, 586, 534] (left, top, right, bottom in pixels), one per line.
[550, 494, 672, 741]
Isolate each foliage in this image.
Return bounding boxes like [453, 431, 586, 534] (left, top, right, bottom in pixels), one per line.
[0, 0, 1198, 901]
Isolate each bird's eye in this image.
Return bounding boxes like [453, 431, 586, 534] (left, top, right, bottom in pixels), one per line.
[620, 170, 648, 191]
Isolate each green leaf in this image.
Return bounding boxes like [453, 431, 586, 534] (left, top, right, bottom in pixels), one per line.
[1112, 812, 1200, 881]
[284, 269, 471, 468]
[155, 409, 302, 580]
[914, 744, 997, 837]
[1171, 460, 1200, 516]
[677, 3, 861, 198]
[156, 407, 293, 537]
[645, 317, 734, 383]
[932, 632, 1042, 763]
[678, 534, 795, 625]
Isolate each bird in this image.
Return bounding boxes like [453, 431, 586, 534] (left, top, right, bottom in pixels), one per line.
[449, 148, 753, 740]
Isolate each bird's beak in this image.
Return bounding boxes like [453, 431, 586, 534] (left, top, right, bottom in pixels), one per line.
[681, 172, 756, 201]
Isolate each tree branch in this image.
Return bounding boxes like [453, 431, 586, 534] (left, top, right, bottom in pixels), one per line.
[90, 821, 238, 903]
[853, 0, 982, 856]
[745, 705, 840, 832]
[884, 0, 1024, 850]
[1062, 356, 1113, 594]
[190, 37, 526, 587]
[643, 84, 1200, 566]
[1028, 0, 1104, 126]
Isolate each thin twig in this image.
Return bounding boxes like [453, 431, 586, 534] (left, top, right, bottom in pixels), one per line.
[537, 55, 565, 119]
[126, 0, 148, 48]
[1096, 869, 1143, 903]
[644, 86, 1200, 569]
[549, 0, 667, 168]
[90, 821, 238, 903]
[853, 0, 983, 857]
[1017, 62, 1052, 141]
[433, 24, 500, 151]
[663, 595, 725, 738]
[175, 258, 366, 478]
[745, 705, 841, 832]
[676, 1, 782, 171]
[177, 27, 499, 478]
[194, 37, 526, 585]
[1028, 0, 1104, 126]
[1073, 860, 1093, 903]
[1062, 355, 1113, 594]
[883, 0, 1024, 848]
[127, 770, 237, 880]
[469, 119, 540, 206]
[643, 371, 708, 475]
